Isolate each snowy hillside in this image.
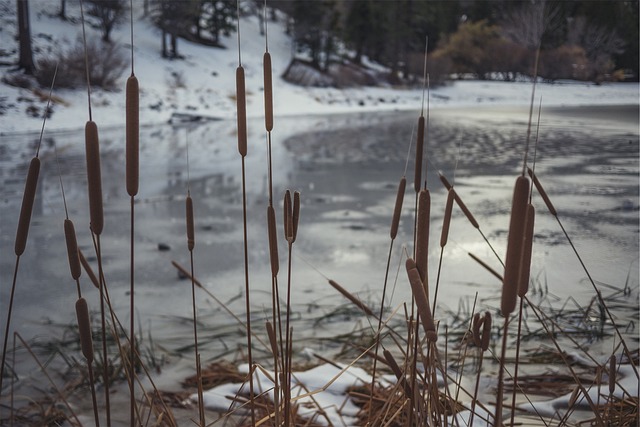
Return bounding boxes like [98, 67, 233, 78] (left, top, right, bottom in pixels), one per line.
[0, 0, 638, 135]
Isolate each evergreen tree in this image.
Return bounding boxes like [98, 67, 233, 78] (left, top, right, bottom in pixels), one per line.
[202, 0, 237, 45]
[87, 0, 127, 43]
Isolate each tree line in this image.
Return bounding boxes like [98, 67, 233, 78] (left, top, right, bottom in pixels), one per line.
[14, 0, 639, 86]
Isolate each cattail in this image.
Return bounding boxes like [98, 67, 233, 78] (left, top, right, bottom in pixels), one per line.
[15, 157, 40, 256]
[440, 188, 455, 247]
[609, 355, 616, 394]
[383, 349, 413, 400]
[85, 120, 104, 235]
[517, 204, 535, 297]
[76, 297, 94, 362]
[414, 115, 425, 193]
[328, 279, 374, 316]
[481, 311, 492, 351]
[439, 172, 452, 190]
[438, 172, 479, 229]
[263, 52, 273, 132]
[406, 258, 436, 341]
[383, 349, 404, 380]
[568, 386, 581, 407]
[415, 189, 430, 284]
[390, 177, 406, 239]
[64, 219, 82, 280]
[468, 252, 503, 282]
[236, 66, 247, 157]
[79, 249, 100, 290]
[266, 321, 278, 358]
[126, 74, 139, 197]
[186, 195, 195, 251]
[527, 168, 557, 216]
[501, 176, 530, 316]
[267, 205, 279, 277]
[292, 191, 300, 243]
[283, 190, 292, 242]
[472, 312, 483, 348]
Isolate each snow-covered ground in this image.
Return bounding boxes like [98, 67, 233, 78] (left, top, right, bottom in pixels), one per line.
[0, 0, 638, 135]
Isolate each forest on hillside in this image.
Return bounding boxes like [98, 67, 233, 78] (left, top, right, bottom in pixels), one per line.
[13, 0, 640, 89]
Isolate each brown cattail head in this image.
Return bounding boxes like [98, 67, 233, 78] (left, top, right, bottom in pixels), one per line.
[609, 355, 616, 394]
[292, 191, 300, 243]
[414, 115, 425, 193]
[527, 168, 557, 216]
[263, 52, 273, 132]
[79, 249, 100, 290]
[15, 157, 40, 256]
[383, 349, 404, 380]
[440, 188, 455, 247]
[85, 120, 104, 235]
[266, 321, 278, 358]
[468, 252, 503, 282]
[328, 279, 375, 316]
[75, 297, 94, 362]
[390, 177, 406, 240]
[64, 219, 82, 280]
[283, 190, 293, 242]
[186, 195, 195, 251]
[126, 74, 139, 197]
[439, 172, 452, 191]
[438, 173, 480, 229]
[481, 311, 492, 351]
[267, 205, 279, 277]
[406, 258, 437, 341]
[501, 175, 530, 316]
[472, 312, 483, 348]
[236, 66, 247, 157]
[415, 189, 430, 286]
[517, 204, 535, 297]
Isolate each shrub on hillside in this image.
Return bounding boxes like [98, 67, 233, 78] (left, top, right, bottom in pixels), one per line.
[540, 45, 590, 82]
[35, 37, 127, 90]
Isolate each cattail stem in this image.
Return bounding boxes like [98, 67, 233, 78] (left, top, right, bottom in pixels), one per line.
[94, 235, 111, 426]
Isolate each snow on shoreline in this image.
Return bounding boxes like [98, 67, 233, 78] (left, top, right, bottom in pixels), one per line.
[0, 0, 638, 136]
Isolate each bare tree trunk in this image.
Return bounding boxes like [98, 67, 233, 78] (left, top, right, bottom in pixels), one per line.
[17, 0, 35, 75]
[170, 33, 177, 58]
[161, 29, 167, 57]
[59, 0, 66, 19]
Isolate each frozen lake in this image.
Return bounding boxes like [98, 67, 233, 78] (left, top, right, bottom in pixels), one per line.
[0, 104, 638, 372]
